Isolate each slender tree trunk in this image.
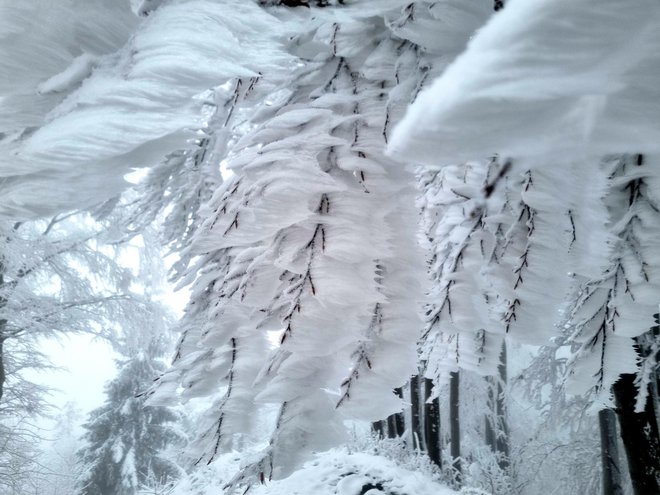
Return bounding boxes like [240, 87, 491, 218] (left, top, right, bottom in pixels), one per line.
[423, 378, 441, 468]
[386, 414, 398, 438]
[485, 381, 495, 448]
[385, 388, 405, 439]
[449, 370, 461, 485]
[0, 335, 5, 403]
[410, 375, 422, 449]
[495, 343, 509, 467]
[372, 420, 385, 439]
[612, 373, 660, 495]
[0, 269, 6, 404]
[599, 408, 624, 495]
[393, 387, 405, 437]
[642, 320, 660, 440]
[485, 342, 509, 470]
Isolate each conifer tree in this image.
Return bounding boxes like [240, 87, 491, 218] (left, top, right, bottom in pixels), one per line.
[76, 337, 185, 495]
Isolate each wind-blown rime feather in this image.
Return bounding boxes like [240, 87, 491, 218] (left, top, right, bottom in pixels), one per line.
[564, 155, 660, 405]
[153, 3, 425, 480]
[389, 0, 660, 164]
[0, 0, 294, 219]
[418, 162, 503, 381]
[390, 0, 660, 411]
[385, 1, 499, 384]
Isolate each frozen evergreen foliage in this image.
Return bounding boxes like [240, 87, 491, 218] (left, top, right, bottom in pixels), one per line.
[76, 337, 185, 495]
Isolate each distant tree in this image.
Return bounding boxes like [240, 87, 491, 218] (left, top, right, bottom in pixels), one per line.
[0, 216, 159, 415]
[0, 214, 165, 493]
[0, 416, 45, 495]
[76, 336, 185, 495]
[30, 402, 85, 495]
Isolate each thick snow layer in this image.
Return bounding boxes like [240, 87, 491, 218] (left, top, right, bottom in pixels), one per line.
[36, 53, 98, 94]
[389, 0, 660, 164]
[251, 450, 459, 495]
[0, 0, 294, 219]
[172, 448, 459, 495]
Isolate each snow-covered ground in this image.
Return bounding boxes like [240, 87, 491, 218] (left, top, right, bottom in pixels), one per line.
[173, 447, 461, 495]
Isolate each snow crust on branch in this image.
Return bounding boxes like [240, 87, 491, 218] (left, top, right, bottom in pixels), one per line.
[389, 0, 660, 408]
[0, 0, 293, 219]
[389, 0, 660, 164]
[145, 2, 426, 480]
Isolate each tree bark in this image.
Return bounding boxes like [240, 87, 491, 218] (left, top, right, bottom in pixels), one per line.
[0, 269, 6, 404]
[485, 343, 509, 470]
[612, 373, 660, 495]
[410, 375, 422, 449]
[599, 408, 624, 495]
[386, 414, 398, 438]
[423, 378, 441, 468]
[0, 335, 5, 403]
[449, 371, 461, 485]
[372, 420, 385, 439]
[393, 387, 405, 437]
[385, 388, 405, 439]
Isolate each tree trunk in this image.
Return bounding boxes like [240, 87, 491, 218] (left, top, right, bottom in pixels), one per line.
[495, 343, 509, 467]
[485, 377, 509, 466]
[612, 373, 660, 495]
[386, 414, 398, 438]
[423, 378, 441, 468]
[449, 371, 461, 485]
[372, 420, 385, 439]
[0, 269, 6, 404]
[410, 375, 422, 449]
[0, 335, 5, 403]
[485, 343, 509, 471]
[385, 388, 405, 439]
[599, 408, 624, 495]
[393, 387, 405, 437]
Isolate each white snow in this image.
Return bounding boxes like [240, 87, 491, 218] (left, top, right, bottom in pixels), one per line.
[389, 0, 660, 165]
[0, 0, 296, 219]
[172, 448, 460, 495]
[36, 53, 98, 94]
[251, 450, 459, 495]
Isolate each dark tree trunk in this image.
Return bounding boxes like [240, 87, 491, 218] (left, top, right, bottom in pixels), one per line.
[410, 375, 422, 449]
[484, 342, 510, 469]
[0, 269, 6, 404]
[423, 378, 441, 468]
[0, 335, 5, 403]
[386, 414, 398, 438]
[599, 408, 624, 495]
[372, 420, 385, 439]
[393, 387, 405, 437]
[385, 388, 405, 439]
[612, 373, 660, 495]
[449, 371, 461, 485]
[495, 344, 509, 463]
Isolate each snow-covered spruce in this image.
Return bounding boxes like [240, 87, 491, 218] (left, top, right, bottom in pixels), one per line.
[77, 338, 185, 495]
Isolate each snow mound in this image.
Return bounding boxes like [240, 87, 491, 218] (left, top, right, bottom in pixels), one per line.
[250, 449, 459, 495]
[171, 448, 460, 495]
